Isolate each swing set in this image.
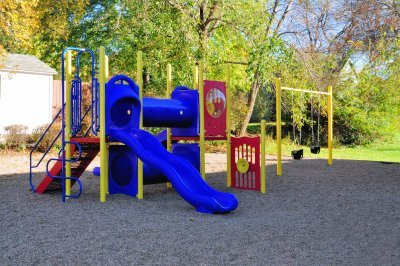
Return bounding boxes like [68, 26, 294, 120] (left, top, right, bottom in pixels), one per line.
[290, 90, 322, 159]
[275, 79, 333, 176]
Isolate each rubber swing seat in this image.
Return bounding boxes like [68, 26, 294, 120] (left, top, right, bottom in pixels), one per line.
[310, 146, 320, 154]
[291, 149, 303, 160]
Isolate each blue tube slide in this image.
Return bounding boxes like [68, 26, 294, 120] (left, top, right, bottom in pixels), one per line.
[109, 128, 238, 214]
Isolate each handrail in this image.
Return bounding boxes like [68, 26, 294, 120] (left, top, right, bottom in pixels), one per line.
[30, 83, 94, 171]
[79, 101, 94, 137]
[71, 77, 83, 136]
[61, 47, 96, 199]
[69, 49, 98, 137]
[56, 141, 83, 164]
[72, 97, 96, 138]
[29, 47, 97, 199]
[43, 141, 83, 199]
[32, 129, 62, 169]
[30, 105, 63, 156]
[91, 78, 100, 135]
[59, 140, 83, 201]
[67, 47, 98, 137]
[45, 158, 83, 199]
[29, 105, 65, 192]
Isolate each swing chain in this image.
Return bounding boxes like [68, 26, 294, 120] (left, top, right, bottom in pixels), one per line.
[292, 90, 296, 148]
[317, 93, 321, 145]
[311, 94, 314, 145]
[299, 91, 302, 146]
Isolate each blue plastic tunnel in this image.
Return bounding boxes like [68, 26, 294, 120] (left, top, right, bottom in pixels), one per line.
[142, 98, 195, 127]
[142, 86, 199, 131]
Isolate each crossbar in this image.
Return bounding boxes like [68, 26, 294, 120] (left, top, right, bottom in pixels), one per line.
[281, 86, 331, 96]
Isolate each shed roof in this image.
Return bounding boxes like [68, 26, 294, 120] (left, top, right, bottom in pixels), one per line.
[2, 54, 57, 75]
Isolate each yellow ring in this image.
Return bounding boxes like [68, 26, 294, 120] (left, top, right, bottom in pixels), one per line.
[236, 158, 249, 173]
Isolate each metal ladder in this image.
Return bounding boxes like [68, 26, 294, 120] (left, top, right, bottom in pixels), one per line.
[29, 47, 99, 202]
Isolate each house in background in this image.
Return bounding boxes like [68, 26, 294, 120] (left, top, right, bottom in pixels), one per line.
[0, 54, 57, 134]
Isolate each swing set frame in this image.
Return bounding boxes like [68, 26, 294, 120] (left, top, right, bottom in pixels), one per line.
[275, 79, 333, 176]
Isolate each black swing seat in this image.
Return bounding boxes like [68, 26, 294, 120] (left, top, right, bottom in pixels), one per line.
[291, 149, 303, 160]
[310, 146, 320, 154]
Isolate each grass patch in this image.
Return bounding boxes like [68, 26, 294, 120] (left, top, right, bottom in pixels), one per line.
[265, 133, 400, 163]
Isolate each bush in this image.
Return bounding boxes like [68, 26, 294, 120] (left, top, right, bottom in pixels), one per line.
[4, 124, 28, 150]
[0, 142, 6, 150]
[29, 122, 62, 152]
[333, 72, 400, 145]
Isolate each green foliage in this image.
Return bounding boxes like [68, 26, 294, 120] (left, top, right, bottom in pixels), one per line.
[335, 75, 399, 145]
[2, 0, 400, 147]
[333, 38, 400, 145]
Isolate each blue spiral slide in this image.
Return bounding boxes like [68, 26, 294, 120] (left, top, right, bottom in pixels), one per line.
[104, 75, 238, 214]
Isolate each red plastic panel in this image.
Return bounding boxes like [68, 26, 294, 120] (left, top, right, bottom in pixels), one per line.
[230, 136, 260, 190]
[204, 80, 227, 137]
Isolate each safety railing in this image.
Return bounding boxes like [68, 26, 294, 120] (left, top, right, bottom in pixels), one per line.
[46, 141, 83, 201]
[91, 77, 100, 135]
[29, 106, 64, 192]
[30, 47, 99, 200]
[71, 77, 83, 136]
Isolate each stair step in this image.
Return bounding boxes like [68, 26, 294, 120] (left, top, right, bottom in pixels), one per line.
[36, 140, 100, 194]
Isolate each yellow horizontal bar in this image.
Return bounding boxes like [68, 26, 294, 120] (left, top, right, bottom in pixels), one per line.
[248, 122, 289, 126]
[281, 87, 331, 96]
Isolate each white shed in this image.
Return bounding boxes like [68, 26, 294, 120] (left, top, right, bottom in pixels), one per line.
[0, 54, 57, 134]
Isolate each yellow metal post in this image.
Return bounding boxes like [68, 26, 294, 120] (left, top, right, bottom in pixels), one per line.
[199, 60, 206, 180]
[137, 51, 144, 199]
[328, 86, 333, 165]
[99, 46, 108, 202]
[65, 51, 72, 197]
[105, 55, 109, 79]
[105, 54, 109, 194]
[166, 63, 172, 188]
[193, 65, 199, 89]
[261, 119, 266, 193]
[226, 64, 231, 187]
[276, 79, 282, 176]
[166, 63, 172, 152]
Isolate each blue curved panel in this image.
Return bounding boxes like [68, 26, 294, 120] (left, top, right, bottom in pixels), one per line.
[108, 145, 137, 197]
[105, 75, 141, 136]
[171, 86, 199, 137]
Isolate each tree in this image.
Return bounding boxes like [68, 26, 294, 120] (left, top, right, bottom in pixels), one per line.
[236, 0, 294, 136]
[0, 0, 39, 67]
[2, 0, 399, 144]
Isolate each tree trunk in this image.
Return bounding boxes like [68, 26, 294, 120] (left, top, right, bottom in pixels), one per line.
[239, 71, 261, 136]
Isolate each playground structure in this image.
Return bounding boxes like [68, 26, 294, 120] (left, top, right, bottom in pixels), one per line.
[29, 46, 267, 214]
[275, 79, 333, 176]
